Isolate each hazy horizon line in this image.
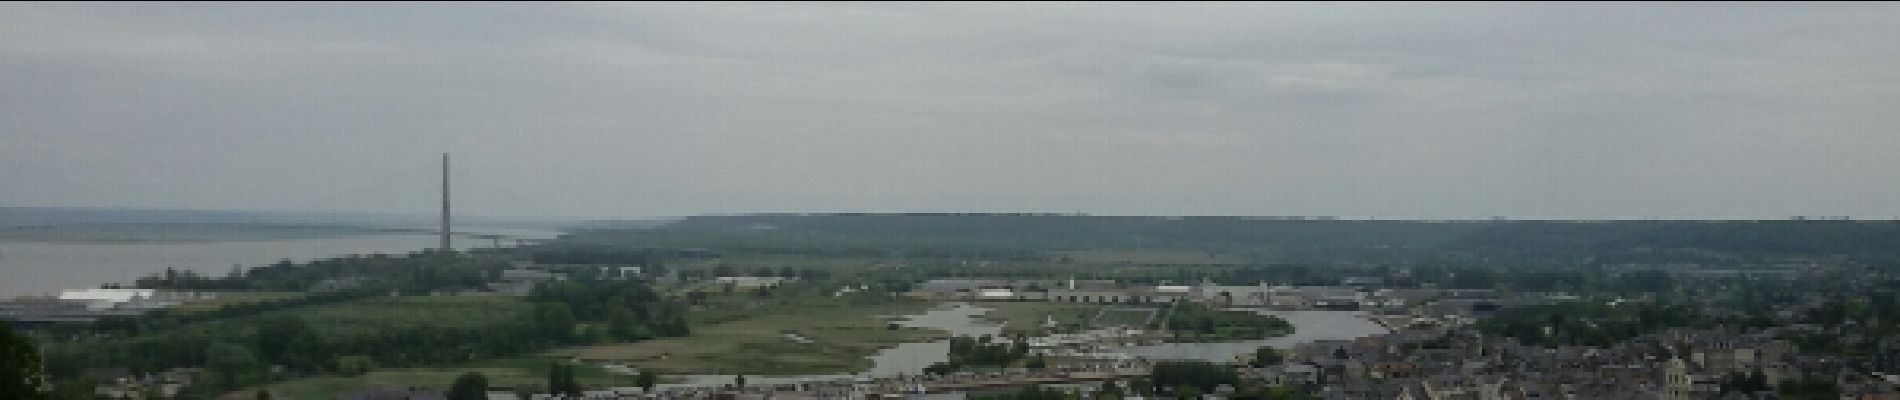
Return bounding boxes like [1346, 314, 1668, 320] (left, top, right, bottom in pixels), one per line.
[4, 205, 1895, 223]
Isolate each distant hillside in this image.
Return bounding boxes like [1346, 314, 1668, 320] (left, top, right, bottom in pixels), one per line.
[1457, 219, 1900, 256]
[663, 214, 1479, 250]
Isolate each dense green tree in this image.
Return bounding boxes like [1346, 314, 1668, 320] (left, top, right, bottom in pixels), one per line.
[1478, 302, 1705, 347]
[560, 364, 581, 396]
[944, 335, 1030, 369]
[534, 303, 577, 344]
[605, 305, 642, 341]
[1237, 386, 1322, 400]
[1779, 379, 1838, 400]
[1174, 385, 1203, 399]
[546, 362, 580, 397]
[635, 370, 657, 392]
[205, 342, 258, 390]
[1149, 361, 1237, 394]
[448, 372, 488, 400]
[336, 356, 374, 376]
[1097, 381, 1124, 399]
[254, 316, 316, 368]
[1, 325, 47, 400]
[1720, 370, 1770, 394]
[1129, 378, 1155, 396]
[531, 280, 689, 342]
[546, 362, 561, 396]
[971, 385, 1073, 400]
[1165, 303, 1290, 340]
[1019, 385, 1058, 400]
[923, 362, 955, 376]
[1251, 347, 1284, 367]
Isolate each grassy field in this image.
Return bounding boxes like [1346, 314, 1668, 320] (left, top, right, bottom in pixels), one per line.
[1095, 307, 1158, 328]
[549, 298, 943, 375]
[291, 293, 534, 336]
[978, 301, 1105, 335]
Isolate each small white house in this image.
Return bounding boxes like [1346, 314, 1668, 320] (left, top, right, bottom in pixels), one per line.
[976, 288, 1017, 300]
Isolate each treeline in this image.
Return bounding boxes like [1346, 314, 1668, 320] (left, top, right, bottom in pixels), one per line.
[529, 279, 690, 342]
[1148, 361, 1238, 396]
[923, 335, 1036, 374]
[947, 335, 1029, 367]
[528, 247, 655, 265]
[952, 358, 1315, 399]
[41, 278, 690, 398]
[41, 301, 543, 396]
[1405, 265, 1678, 293]
[55, 288, 380, 337]
[1461, 220, 1900, 257]
[135, 251, 510, 293]
[678, 265, 833, 280]
[1779, 290, 1900, 355]
[634, 215, 1900, 265]
[1477, 302, 1707, 347]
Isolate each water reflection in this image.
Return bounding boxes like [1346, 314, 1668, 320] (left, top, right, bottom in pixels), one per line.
[859, 302, 1001, 376]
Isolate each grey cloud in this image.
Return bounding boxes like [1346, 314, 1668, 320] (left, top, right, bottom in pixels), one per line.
[2, 2, 1898, 219]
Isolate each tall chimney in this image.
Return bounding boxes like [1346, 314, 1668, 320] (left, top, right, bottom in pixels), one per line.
[440, 153, 451, 252]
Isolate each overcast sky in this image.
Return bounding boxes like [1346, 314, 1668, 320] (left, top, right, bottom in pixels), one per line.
[3, 2, 1898, 219]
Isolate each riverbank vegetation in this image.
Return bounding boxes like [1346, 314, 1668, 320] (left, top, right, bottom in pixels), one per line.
[42, 293, 551, 397]
[1164, 303, 1293, 341]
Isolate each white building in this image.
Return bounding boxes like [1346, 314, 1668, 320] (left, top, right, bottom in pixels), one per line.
[715, 276, 794, 288]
